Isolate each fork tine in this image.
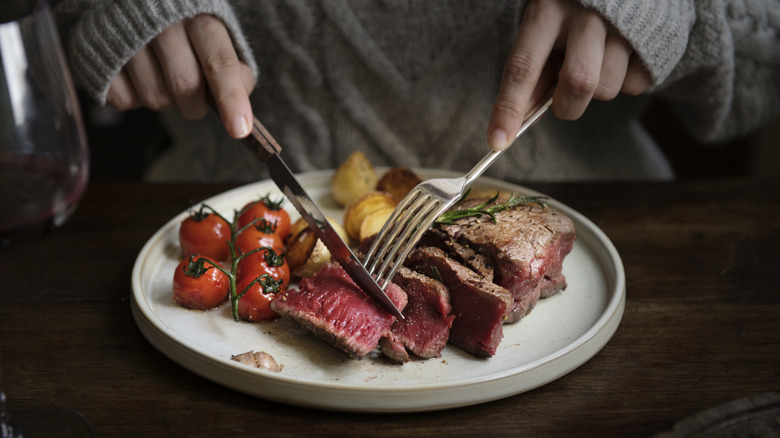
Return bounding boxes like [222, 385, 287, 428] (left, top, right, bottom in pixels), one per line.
[364, 190, 423, 271]
[377, 199, 448, 288]
[364, 190, 430, 270]
[373, 197, 436, 266]
[373, 198, 443, 287]
[376, 193, 433, 250]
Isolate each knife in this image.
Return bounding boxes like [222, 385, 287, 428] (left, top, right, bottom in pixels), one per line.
[238, 115, 405, 320]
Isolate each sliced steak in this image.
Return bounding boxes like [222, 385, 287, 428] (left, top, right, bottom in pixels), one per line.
[379, 267, 455, 362]
[433, 199, 575, 323]
[405, 246, 512, 358]
[270, 262, 407, 359]
[359, 233, 494, 281]
[420, 229, 494, 281]
[378, 332, 410, 363]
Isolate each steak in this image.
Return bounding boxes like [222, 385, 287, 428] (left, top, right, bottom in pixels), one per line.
[432, 198, 576, 323]
[277, 196, 576, 362]
[420, 229, 494, 281]
[405, 246, 512, 357]
[378, 332, 409, 363]
[379, 267, 454, 362]
[270, 262, 407, 358]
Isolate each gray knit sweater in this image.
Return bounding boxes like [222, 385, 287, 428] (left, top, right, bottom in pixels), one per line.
[55, 0, 780, 182]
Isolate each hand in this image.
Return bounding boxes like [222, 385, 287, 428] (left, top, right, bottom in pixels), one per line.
[487, 0, 652, 150]
[106, 14, 256, 139]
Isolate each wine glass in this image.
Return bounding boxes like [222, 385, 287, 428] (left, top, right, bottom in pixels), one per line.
[0, 0, 91, 436]
[0, 0, 89, 247]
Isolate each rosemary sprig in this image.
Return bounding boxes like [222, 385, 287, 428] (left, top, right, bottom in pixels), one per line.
[429, 265, 444, 284]
[434, 192, 547, 225]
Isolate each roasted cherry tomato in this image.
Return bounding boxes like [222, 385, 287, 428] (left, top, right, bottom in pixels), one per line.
[237, 200, 270, 230]
[237, 273, 283, 322]
[179, 207, 231, 262]
[237, 246, 291, 289]
[259, 196, 291, 240]
[235, 219, 285, 255]
[173, 255, 229, 310]
[238, 196, 291, 240]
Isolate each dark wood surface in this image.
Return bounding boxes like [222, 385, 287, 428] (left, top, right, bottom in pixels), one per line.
[1, 179, 778, 437]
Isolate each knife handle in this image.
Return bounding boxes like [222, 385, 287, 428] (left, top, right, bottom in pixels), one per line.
[242, 116, 282, 162]
[206, 93, 281, 162]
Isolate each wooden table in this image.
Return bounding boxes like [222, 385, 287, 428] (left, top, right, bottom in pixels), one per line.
[1, 179, 778, 437]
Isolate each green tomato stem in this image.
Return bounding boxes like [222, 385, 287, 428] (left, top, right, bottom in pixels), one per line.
[195, 196, 287, 322]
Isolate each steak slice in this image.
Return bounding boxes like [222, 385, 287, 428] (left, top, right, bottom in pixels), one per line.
[270, 262, 407, 358]
[420, 229, 494, 281]
[379, 267, 455, 362]
[378, 332, 410, 363]
[434, 199, 575, 323]
[406, 246, 512, 358]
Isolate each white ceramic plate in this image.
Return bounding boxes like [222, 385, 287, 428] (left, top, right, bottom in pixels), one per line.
[131, 169, 625, 412]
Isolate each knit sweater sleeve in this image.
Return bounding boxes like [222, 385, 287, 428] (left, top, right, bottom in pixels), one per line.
[53, 0, 259, 105]
[658, 1, 780, 142]
[578, 0, 780, 142]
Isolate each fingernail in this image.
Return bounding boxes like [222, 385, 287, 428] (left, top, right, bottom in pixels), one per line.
[489, 128, 509, 151]
[231, 116, 250, 138]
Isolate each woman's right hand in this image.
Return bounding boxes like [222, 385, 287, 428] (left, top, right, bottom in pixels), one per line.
[487, 0, 652, 151]
[106, 14, 256, 140]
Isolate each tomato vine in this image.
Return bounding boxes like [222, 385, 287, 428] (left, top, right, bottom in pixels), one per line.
[182, 197, 287, 321]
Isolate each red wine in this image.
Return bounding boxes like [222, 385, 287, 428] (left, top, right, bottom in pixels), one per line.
[0, 153, 86, 248]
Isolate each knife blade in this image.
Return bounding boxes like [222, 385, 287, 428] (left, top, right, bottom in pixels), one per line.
[239, 116, 404, 320]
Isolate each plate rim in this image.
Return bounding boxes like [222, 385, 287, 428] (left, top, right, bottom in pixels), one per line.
[130, 169, 625, 411]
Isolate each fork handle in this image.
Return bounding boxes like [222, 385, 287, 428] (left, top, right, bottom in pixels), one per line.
[464, 91, 554, 186]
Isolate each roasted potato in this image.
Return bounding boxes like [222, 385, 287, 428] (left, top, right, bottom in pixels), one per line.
[286, 216, 311, 243]
[343, 191, 398, 242]
[292, 236, 331, 278]
[285, 220, 318, 274]
[376, 167, 422, 201]
[331, 151, 378, 207]
[358, 206, 395, 242]
[285, 217, 348, 278]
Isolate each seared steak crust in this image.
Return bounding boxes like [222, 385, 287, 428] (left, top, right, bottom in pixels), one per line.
[433, 199, 575, 323]
[420, 229, 494, 281]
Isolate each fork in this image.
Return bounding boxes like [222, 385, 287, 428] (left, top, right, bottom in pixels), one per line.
[363, 90, 555, 289]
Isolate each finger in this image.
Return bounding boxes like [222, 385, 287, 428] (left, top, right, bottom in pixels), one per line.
[151, 21, 209, 120]
[622, 55, 652, 95]
[124, 46, 173, 111]
[593, 32, 631, 101]
[186, 14, 253, 139]
[106, 69, 141, 111]
[554, 10, 606, 120]
[239, 62, 256, 95]
[488, 1, 561, 151]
